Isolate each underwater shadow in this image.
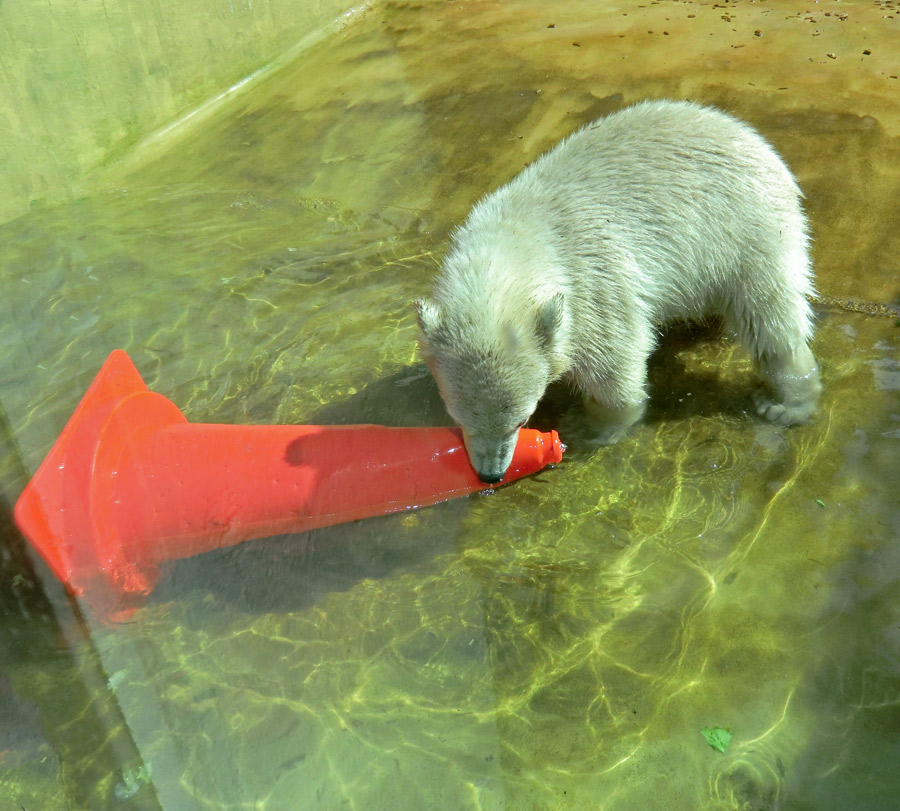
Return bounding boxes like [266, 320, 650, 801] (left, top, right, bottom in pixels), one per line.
[537, 321, 762, 469]
[150, 328, 760, 618]
[645, 322, 761, 423]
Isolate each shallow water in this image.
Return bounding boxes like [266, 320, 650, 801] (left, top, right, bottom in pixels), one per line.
[1, 1, 899, 809]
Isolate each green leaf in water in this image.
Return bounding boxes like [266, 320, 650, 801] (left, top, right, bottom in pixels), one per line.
[115, 762, 153, 801]
[815, 499, 826, 508]
[701, 726, 732, 753]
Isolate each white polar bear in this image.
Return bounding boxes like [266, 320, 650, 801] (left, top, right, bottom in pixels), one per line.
[416, 100, 822, 483]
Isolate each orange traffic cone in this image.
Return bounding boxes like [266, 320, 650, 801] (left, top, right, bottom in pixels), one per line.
[14, 351, 562, 610]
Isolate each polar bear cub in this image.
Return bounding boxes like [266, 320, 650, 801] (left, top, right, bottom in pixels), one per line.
[415, 100, 822, 483]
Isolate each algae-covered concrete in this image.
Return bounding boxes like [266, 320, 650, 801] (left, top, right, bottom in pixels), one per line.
[1, 1, 898, 809]
[0, 0, 363, 225]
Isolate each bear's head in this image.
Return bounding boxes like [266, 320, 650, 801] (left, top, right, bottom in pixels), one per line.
[414, 293, 566, 483]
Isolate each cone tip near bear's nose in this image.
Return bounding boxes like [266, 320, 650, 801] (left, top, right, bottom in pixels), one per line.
[545, 429, 564, 465]
[506, 428, 564, 481]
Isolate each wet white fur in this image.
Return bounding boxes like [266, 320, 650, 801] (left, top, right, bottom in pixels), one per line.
[416, 100, 822, 482]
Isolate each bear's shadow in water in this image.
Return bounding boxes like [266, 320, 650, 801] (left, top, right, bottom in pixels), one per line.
[645, 322, 760, 423]
[151, 323, 758, 617]
[536, 321, 760, 460]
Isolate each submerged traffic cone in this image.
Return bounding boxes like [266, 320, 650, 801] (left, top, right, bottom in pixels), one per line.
[14, 350, 562, 609]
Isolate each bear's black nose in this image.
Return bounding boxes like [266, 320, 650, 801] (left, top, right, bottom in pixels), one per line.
[478, 471, 504, 485]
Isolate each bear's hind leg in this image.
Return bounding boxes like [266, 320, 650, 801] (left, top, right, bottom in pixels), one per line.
[728, 245, 822, 426]
[754, 344, 822, 426]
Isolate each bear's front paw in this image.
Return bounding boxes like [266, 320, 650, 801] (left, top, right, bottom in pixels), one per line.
[753, 390, 816, 427]
[582, 398, 646, 444]
[586, 424, 633, 446]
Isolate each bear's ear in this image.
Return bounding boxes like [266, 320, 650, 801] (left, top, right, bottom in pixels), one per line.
[537, 292, 565, 348]
[414, 299, 442, 337]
